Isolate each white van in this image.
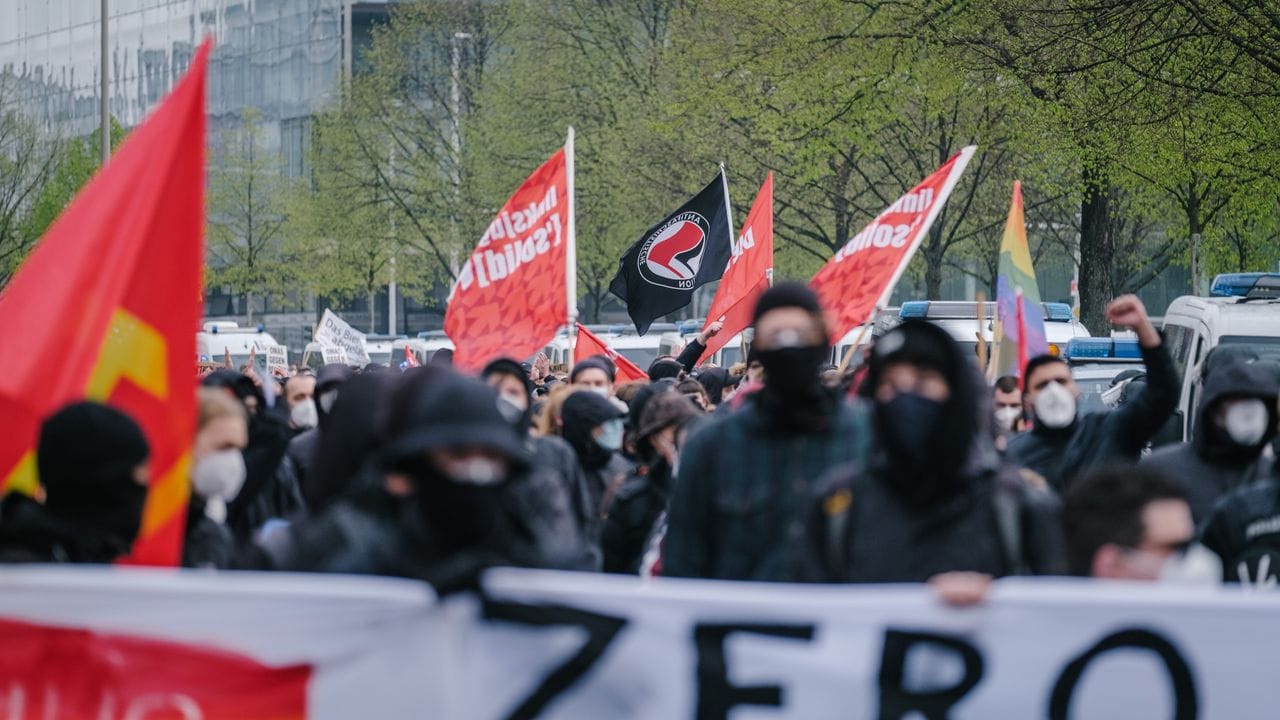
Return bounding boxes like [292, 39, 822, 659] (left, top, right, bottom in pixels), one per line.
[896, 300, 1091, 363]
[1158, 273, 1280, 441]
[196, 322, 279, 374]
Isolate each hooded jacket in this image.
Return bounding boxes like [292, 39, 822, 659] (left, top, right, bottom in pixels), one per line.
[0, 494, 129, 564]
[802, 322, 1064, 582]
[1142, 361, 1278, 523]
[1006, 341, 1179, 492]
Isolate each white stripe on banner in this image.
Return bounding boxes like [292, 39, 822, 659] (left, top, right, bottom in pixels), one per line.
[0, 566, 1277, 718]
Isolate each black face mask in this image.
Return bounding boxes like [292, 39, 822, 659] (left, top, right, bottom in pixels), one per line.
[49, 478, 148, 553]
[756, 345, 829, 395]
[876, 393, 959, 506]
[399, 456, 505, 549]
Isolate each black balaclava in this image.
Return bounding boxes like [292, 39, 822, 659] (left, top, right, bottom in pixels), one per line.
[37, 402, 151, 553]
[863, 320, 979, 507]
[751, 282, 836, 432]
[482, 358, 536, 435]
[561, 391, 624, 471]
[306, 372, 391, 513]
[381, 370, 527, 550]
[648, 359, 684, 381]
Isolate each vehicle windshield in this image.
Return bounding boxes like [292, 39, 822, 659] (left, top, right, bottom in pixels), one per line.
[1219, 335, 1280, 362]
[616, 347, 658, 370]
[368, 351, 393, 367]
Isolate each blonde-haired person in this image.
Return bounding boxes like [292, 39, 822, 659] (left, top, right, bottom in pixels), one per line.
[184, 388, 249, 568]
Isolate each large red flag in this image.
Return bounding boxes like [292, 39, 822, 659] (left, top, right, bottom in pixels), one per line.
[575, 325, 649, 383]
[446, 138, 574, 371]
[809, 147, 975, 340]
[699, 173, 773, 364]
[0, 40, 210, 565]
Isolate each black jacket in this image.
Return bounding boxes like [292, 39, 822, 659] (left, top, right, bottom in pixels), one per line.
[256, 479, 580, 594]
[1007, 342, 1179, 492]
[182, 497, 238, 569]
[530, 435, 603, 570]
[1200, 478, 1280, 583]
[0, 494, 127, 564]
[227, 414, 303, 541]
[1142, 362, 1278, 523]
[602, 460, 672, 574]
[802, 450, 1065, 582]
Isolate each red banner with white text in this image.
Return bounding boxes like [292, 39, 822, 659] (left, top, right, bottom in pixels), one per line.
[446, 148, 570, 371]
[699, 173, 773, 365]
[809, 147, 975, 340]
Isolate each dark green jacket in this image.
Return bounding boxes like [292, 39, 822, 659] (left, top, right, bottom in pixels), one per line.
[663, 397, 871, 581]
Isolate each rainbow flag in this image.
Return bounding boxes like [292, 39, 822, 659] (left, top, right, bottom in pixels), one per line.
[992, 181, 1047, 379]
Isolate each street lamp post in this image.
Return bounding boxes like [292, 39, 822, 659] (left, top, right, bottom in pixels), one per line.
[100, 0, 109, 165]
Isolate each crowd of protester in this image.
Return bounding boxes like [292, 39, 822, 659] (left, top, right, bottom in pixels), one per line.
[3, 283, 1280, 601]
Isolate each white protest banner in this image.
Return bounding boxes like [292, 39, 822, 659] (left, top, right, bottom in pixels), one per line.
[266, 344, 288, 376]
[314, 309, 370, 365]
[0, 567, 449, 719]
[470, 569, 1280, 719]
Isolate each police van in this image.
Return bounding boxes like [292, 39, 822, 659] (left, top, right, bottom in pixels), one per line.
[1065, 337, 1146, 414]
[897, 300, 1092, 362]
[1160, 273, 1280, 442]
[196, 321, 279, 374]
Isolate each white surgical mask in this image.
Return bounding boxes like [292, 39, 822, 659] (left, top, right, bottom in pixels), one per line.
[291, 398, 318, 429]
[447, 458, 507, 486]
[587, 386, 611, 398]
[1159, 543, 1222, 586]
[1035, 381, 1077, 429]
[596, 418, 625, 451]
[1223, 398, 1269, 447]
[994, 406, 1022, 432]
[318, 389, 339, 414]
[192, 449, 247, 524]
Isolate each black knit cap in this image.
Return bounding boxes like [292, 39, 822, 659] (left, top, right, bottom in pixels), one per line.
[37, 401, 149, 504]
[316, 363, 355, 393]
[380, 369, 528, 470]
[482, 357, 534, 396]
[570, 357, 615, 384]
[752, 282, 823, 324]
[648, 358, 684, 381]
[201, 368, 257, 401]
[862, 319, 960, 395]
[562, 390, 627, 431]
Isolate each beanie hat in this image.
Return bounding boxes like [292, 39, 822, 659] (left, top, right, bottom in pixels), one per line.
[562, 390, 627, 432]
[752, 282, 823, 324]
[570, 357, 615, 384]
[648, 358, 684, 381]
[638, 391, 700, 440]
[37, 401, 149, 508]
[482, 357, 535, 397]
[315, 363, 355, 393]
[628, 378, 678, 429]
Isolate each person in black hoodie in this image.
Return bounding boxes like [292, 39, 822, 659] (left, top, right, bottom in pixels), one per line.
[560, 390, 633, 554]
[483, 358, 596, 569]
[603, 388, 699, 573]
[0, 402, 150, 564]
[257, 370, 577, 593]
[284, 363, 355, 508]
[1143, 360, 1278, 523]
[803, 320, 1064, 583]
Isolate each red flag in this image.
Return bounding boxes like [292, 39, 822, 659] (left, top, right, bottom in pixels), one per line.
[0, 40, 210, 565]
[403, 345, 421, 368]
[699, 173, 773, 364]
[446, 144, 572, 371]
[575, 324, 649, 383]
[809, 147, 975, 340]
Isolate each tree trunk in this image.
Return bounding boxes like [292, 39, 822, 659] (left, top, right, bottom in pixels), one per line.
[246, 290, 255, 324]
[1078, 167, 1111, 335]
[368, 287, 377, 333]
[925, 255, 943, 300]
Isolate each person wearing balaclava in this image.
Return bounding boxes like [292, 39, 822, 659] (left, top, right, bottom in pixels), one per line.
[1141, 360, 1278, 523]
[800, 320, 1064, 583]
[560, 390, 633, 553]
[0, 402, 150, 563]
[603, 388, 699, 574]
[664, 283, 872, 582]
[1007, 295, 1178, 493]
[282, 364, 355, 512]
[184, 388, 249, 569]
[483, 358, 597, 570]
[258, 370, 576, 593]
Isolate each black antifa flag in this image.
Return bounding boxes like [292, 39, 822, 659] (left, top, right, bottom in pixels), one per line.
[609, 173, 733, 334]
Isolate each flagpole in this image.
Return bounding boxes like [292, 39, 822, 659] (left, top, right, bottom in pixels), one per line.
[566, 127, 578, 372]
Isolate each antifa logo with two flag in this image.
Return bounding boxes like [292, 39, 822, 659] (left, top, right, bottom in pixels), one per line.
[609, 173, 733, 334]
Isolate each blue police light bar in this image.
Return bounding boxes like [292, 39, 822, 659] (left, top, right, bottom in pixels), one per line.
[1065, 338, 1142, 361]
[1209, 272, 1276, 298]
[899, 301, 929, 318]
[1043, 302, 1074, 322]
